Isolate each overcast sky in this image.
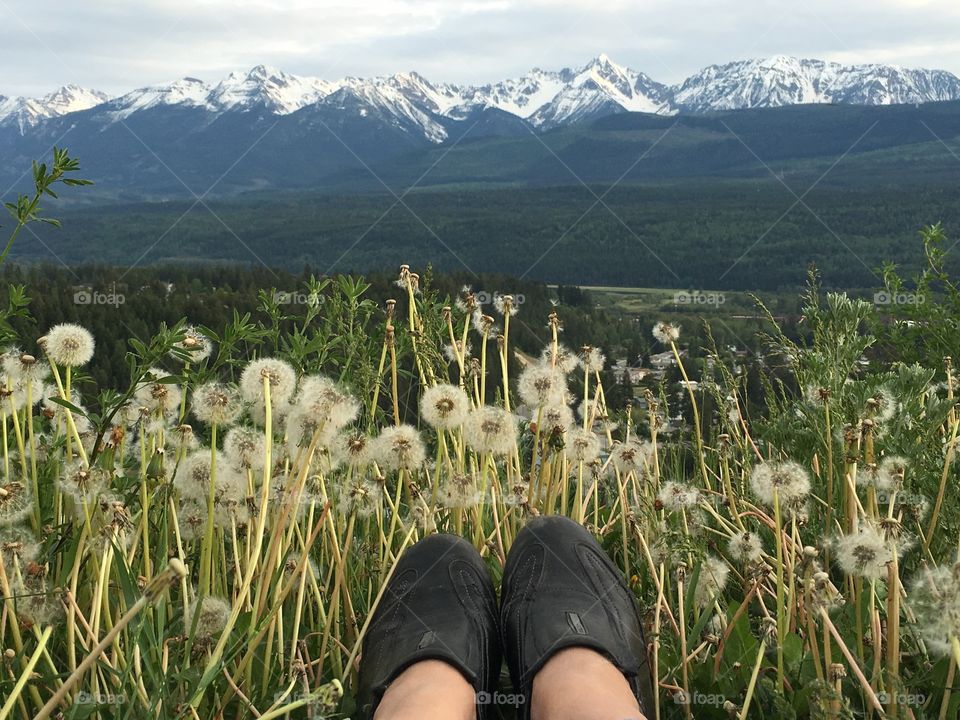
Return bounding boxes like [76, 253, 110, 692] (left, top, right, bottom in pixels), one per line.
[2, 0, 959, 97]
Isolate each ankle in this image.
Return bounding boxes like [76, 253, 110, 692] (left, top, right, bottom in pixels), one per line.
[374, 659, 476, 720]
[531, 647, 645, 720]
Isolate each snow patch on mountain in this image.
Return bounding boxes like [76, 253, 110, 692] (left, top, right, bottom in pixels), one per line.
[0, 85, 110, 132]
[672, 55, 960, 112]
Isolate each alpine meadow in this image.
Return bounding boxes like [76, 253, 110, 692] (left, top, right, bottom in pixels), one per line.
[2, 5, 960, 719]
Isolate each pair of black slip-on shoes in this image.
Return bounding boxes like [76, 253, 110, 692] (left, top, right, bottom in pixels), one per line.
[356, 515, 654, 719]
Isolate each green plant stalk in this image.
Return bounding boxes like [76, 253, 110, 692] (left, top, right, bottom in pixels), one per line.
[773, 488, 786, 691]
[199, 422, 219, 597]
[501, 310, 511, 412]
[35, 559, 185, 720]
[192, 377, 274, 707]
[0, 626, 52, 720]
[926, 416, 958, 552]
[737, 638, 767, 720]
[671, 341, 710, 491]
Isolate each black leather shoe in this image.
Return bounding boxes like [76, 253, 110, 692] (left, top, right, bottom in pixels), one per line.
[356, 533, 501, 719]
[500, 515, 654, 719]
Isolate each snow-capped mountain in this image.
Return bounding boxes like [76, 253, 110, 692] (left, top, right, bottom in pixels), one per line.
[0, 85, 109, 132]
[451, 54, 670, 128]
[673, 55, 960, 112]
[3, 54, 959, 142]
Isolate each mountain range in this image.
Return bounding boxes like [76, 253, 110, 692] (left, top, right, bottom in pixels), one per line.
[1, 54, 959, 203]
[2, 54, 959, 139]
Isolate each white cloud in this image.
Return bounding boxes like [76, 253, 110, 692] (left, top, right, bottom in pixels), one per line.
[0, 0, 957, 96]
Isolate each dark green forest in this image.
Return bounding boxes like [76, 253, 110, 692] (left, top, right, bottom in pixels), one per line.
[11, 181, 958, 290]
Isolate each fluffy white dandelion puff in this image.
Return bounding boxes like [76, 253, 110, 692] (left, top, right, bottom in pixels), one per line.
[420, 384, 470, 429]
[658, 481, 701, 511]
[652, 321, 680, 344]
[540, 344, 580, 374]
[296, 375, 360, 430]
[464, 406, 517, 456]
[184, 595, 231, 641]
[728, 531, 765, 564]
[833, 523, 894, 581]
[518, 363, 566, 408]
[539, 402, 574, 435]
[581, 347, 606, 373]
[694, 556, 730, 607]
[0, 481, 32, 526]
[224, 426, 266, 470]
[611, 439, 649, 475]
[134, 368, 183, 419]
[372, 425, 426, 471]
[192, 382, 243, 426]
[748, 460, 811, 507]
[240, 357, 297, 408]
[172, 326, 213, 363]
[565, 429, 601, 464]
[42, 324, 95, 367]
[911, 564, 960, 657]
[332, 432, 373, 467]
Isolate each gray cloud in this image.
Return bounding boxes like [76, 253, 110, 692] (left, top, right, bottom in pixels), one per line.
[1, 0, 958, 97]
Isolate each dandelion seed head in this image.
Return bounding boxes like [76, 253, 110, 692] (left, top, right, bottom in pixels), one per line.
[43, 324, 95, 367]
[518, 363, 566, 408]
[10, 576, 61, 628]
[297, 375, 360, 430]
[240, 357, 297, 408]
[581, 347, 605, 373]
[0, 481, 32, 526]
[652, 321, 680, 344]
[694, 556, 730, 607]
[172, 326, 212, 363]
[748, 460, 811, 507]
[833, 523, 892, 581]
[911, 564, 960, 657]
[224, 426, 265, 470]
[58, 462, 108, 506]
[540, 402, 574, 435]
[657, 481, 701, 512]
[192, 382, 242, 426]
[439, 473, 482, 509]
[727, 531, 764, 564]
[493, 294, 519, 317]
[185, 595, 231, 641]
[420, 384, 470, 429]
[443, 340, 472, 363]
[134, 368, 182, 419]
[464, 406, 517, 456]
[540, 344, 580, 374]
[2, 350, 49, 385]
[0, 525, 40, 565]
[372, 425, 426, 471]
[332, 432, 373, 467]
[611, 439, 648, 475]
[877, 455, 908, 492]
[336, 478, 383, 518]
[565, 429, 601, 464]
